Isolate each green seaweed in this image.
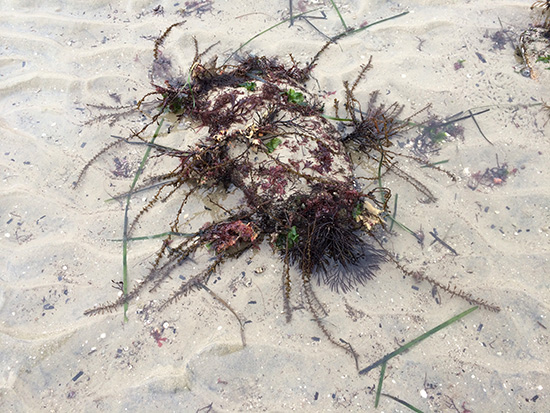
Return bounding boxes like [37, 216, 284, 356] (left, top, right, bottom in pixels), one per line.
[285, 88, 306, 105]
[240, 81, 257, 91]
[266, 137, 282, 153]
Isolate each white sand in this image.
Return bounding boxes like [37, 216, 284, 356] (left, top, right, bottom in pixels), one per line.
[1, 0, 549, 411]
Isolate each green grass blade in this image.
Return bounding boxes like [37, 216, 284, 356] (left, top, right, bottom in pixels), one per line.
[359, 306, 478, 375]
[321, 114, 352, 122]
[347, 11, 409, 36]
[377, 151, 385, 203]
[420, 160, 449, 168]
[389, 194, 398, 232]
[110, 231, 196, 242]
[187, 71, 195, 108]
[329, 0, 348, 31]
[374, 360, 387, 408]
[332, 11, 409, 41]
[121, 118, 164, 321]
[106, 178, 179, 202]
[381, 393, 425, 413]
[222, 8, 321, 66]
[384, 214, 416, 237]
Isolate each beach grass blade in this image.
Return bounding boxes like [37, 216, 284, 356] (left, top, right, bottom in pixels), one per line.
[381, 393, 425, 412]
[121, 118, 164, 321]
[420, 160, 449, 168]
[364, 306, 478, 410]
[360, 306, 478, 375]
[329, 0, 348, 31]
[389, 193, 398, 232]
[110, 231, 196, 242]
[374, 360, 387, 407]
[222, 8, 321, 65]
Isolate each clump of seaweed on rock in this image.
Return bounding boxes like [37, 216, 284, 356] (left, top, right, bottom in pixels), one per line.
[515, 1, 550, 77]
[80, 23, 499, 363]
[531, 0, 550, 28]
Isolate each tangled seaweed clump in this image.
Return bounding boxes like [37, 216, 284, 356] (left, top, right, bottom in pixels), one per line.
[80, 23, 499, 359]
[515, 1, 550, 77]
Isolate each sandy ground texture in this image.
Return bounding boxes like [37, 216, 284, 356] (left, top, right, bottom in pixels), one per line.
[1, 0, 549, 412]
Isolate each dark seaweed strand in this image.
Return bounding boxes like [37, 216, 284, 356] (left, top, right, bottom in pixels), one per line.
[389, 163, 437, 203]
[290, 214, 360, 358]
[368, 235, 501, 312]
[154, 21, 186, 60]
[158, 237, 254, 311]
[282, 238, 294, 322]
[148, 236, 205, 293]
[157, 255, 226, 311]
[84, 270, 149, 316]
[148, 212, 259, 298]
[128, 131, 250, 236]
[303, 279, 358, 359]
[73, 140, 124, 187]
[379, 246, 501, 312]
[200, 283, 247, 347]
[351, 57, 373, 94]
[85, 224, 202, 316]
[83, 299, 122, 316]
[168, 186, 201, 233]
[391, 151, 458, 181]
[127, 180, 188, 237]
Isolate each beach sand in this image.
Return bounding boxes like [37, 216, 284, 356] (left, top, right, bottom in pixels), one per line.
[1, 0, 549, 411]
